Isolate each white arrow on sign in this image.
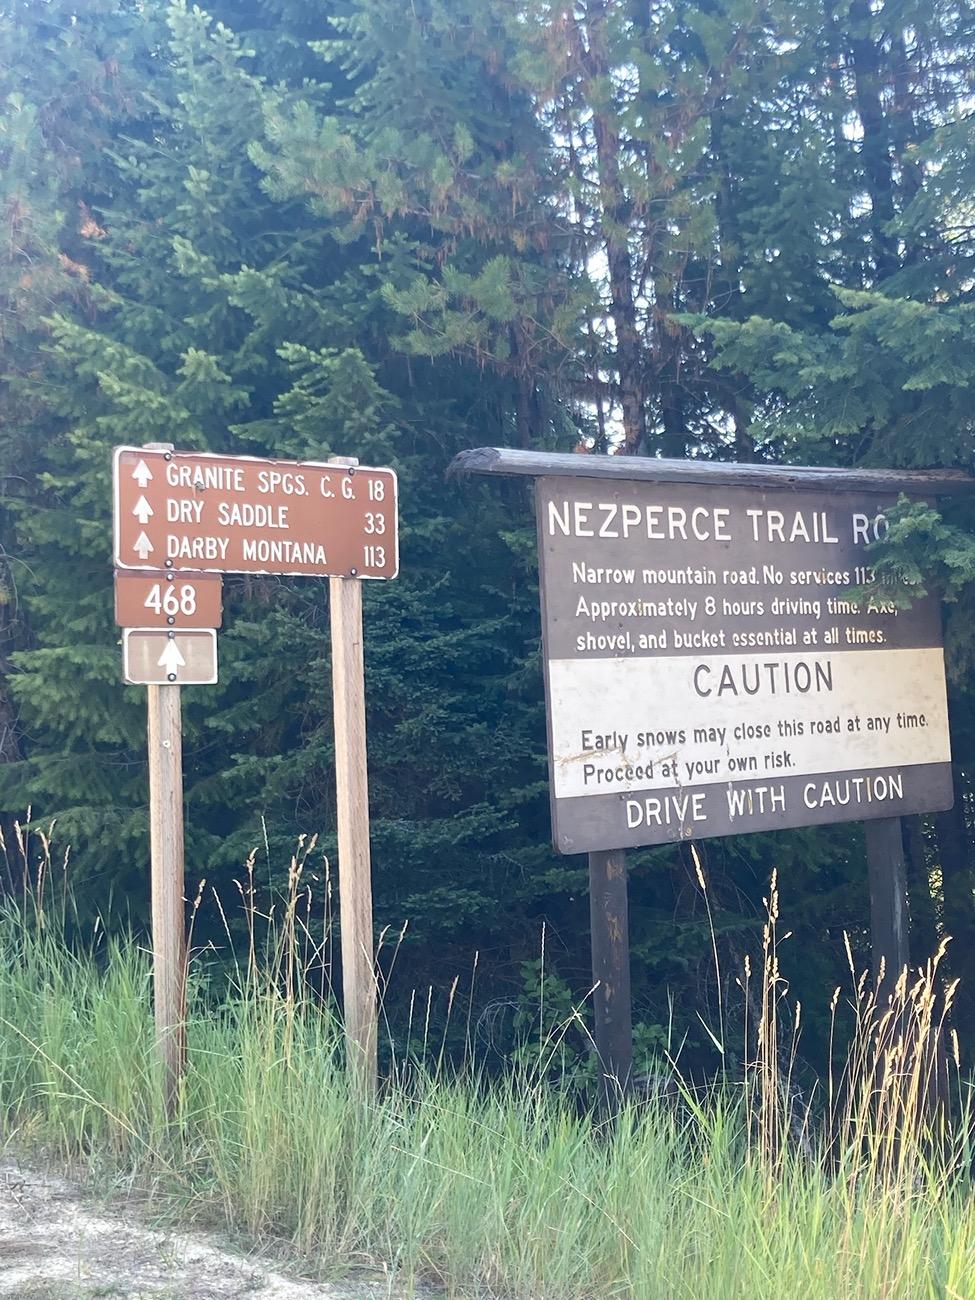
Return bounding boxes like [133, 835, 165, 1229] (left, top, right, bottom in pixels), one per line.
[132, 459, 153, 487]
[157, 639, 186, 675]
[133, 531, 154, 560]
[132, 495, 153, 524]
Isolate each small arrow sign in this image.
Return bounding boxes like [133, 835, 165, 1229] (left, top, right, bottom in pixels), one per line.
[133, 531, 154, 560]
[157, 639, 186, 674]
[122, 628, 218, 685]
[132, 496, 153, 524]
[132, 459, 153, 487]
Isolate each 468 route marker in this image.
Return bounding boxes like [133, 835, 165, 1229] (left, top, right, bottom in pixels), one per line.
[115, 571, 223, 629]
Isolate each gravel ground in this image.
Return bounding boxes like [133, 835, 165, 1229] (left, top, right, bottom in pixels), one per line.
[0, 1156, 408, 1300]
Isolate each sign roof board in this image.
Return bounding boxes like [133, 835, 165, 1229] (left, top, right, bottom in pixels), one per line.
[123, 628, 218, 685]
[451, 446, 975, 496]
[115, 571, 223, 629]
[535, 475, 953, 853]
[113, 447, 398, 579]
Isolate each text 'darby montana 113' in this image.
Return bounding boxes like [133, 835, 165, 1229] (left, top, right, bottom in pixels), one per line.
[536, 477, 953, 852]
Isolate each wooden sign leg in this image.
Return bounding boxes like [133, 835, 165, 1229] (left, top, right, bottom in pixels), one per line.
[863, 816, 949, 1119]
[146, 682, 187, 1119]
[865, 816, 909, 1004]
[588, 848, 633, 1110]
[329, 573, 378, 1095]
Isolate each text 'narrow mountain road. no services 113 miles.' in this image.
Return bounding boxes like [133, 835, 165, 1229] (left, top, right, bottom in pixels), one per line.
[113, 447, 398, 579]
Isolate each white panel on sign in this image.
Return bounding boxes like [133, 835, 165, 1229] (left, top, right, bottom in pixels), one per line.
[123, 629, 218, 685]
[548, 647, 950, 799]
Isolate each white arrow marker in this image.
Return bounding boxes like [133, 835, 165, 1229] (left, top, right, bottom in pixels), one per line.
[133, 531, 153, 560]
[158, 639, 186, 675]
[132, 459, 153, 487]
[132, 495, 153, 524]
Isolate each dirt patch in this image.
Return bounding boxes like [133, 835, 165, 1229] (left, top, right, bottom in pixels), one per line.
[0, 1156, 405, 1300]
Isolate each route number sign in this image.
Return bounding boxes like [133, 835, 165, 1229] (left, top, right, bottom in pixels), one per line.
[115, 571, 222, 629]
[113, 447, 398, 579]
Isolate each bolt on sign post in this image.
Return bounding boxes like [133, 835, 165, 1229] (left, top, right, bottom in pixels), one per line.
[451, 446, 975, 1107]
[113, 444, 398, 1103]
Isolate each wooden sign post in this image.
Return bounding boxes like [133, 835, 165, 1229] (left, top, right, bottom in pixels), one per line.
[588, 848, 633, 1102]
[146, 680, 187, 1118]
[113, 444, 398, 1102]
[129, 442, 195, 1122]
[328, 459, 378, 1092]
[865, 816, 910, 1003]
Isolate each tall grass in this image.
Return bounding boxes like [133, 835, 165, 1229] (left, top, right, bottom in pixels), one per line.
[1, 828, 974, 1298]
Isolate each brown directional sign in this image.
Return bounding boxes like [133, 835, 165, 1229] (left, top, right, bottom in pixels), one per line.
[115, 571, 223, 629]
[113, 447, 398, 579]
[123, 629, 218, 685]
[536, 476, 953, 852]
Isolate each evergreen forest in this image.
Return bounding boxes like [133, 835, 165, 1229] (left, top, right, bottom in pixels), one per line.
[3, 0, 975, 1085]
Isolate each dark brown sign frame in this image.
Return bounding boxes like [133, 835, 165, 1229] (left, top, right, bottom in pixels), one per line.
[451, 445, 974, 1101]
[447, 447, 973, 855]
[534, 474, 952, 852]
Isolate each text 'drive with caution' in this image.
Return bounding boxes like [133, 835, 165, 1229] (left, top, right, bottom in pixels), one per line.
[113, 447, 398, 579]
[535, 476, 954, 851]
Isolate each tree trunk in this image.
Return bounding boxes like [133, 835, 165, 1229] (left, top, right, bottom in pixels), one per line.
[709, 102, 754, 462]
[848, 0, 899, 281]
[571, 0, 647, 455]
[0, 577, 23, 896]
[654, 284, 688, 459]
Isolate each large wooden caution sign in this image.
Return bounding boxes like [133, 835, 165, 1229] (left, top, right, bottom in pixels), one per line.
[536, 476, 953, 852]
[114, 446, 398, 579]
[453, 446, 973, 1104]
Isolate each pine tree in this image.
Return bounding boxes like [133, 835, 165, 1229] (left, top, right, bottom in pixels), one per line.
[1, 2, 571, 1033]
[4, 0, 975, 1069]
[0, 0, 167, 871]
[252, 0, 588, 449]
[696, 0, 975, 1013]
